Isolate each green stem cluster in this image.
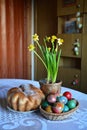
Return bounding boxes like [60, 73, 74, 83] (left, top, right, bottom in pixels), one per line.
[32, 35, 63, 83]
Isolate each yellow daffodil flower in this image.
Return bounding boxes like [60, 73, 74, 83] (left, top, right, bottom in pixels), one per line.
[33, 33, 39, 42]
[28, 44, 35, 51]
[46, 36, 50, 42]
[57, 38, 64, 45]
[51, 35, 57, 43]
[48, 47, 51, 51]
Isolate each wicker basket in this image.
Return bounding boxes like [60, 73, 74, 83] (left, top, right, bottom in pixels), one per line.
[39, 101, 79, 120]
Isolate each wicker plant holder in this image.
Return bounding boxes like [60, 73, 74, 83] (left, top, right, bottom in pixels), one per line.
[39, 79, 62, 96]
[39, 101, 79, 121]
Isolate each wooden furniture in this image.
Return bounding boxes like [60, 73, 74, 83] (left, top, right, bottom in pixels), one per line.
[57, 0, 87, 93]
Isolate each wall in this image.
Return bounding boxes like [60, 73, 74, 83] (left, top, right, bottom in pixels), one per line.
[34, 0, 57, 81]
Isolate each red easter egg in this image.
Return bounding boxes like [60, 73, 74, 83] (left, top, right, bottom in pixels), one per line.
[63, 91, 72, 100]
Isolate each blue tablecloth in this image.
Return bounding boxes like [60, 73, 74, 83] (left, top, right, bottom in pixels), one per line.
[0, 79, 87, 130]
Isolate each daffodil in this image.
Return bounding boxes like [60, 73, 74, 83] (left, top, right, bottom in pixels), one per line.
[46, 36, 50, 42]
[28, 33, 64, 83]
[51, 35, 57, 43]
[28, 44, 35, 51]
[57, 38, 64, 46]
[48, 47, 51, 52]
[33, 33, 39, 42]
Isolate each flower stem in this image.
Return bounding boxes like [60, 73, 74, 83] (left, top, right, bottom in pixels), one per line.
[52, 49, 61, 83]
[34, 50, 47, 70]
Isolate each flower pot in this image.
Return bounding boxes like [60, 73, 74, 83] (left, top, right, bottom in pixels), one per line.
[39, 79, 62, 96]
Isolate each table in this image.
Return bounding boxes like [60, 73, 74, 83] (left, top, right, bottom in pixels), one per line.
[0, 79, 87, 130]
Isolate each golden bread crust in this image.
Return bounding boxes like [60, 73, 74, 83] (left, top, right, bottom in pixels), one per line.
[7, 84, 45, 111]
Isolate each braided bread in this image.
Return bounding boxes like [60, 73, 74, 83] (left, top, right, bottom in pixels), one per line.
[7, 84, 45, 112]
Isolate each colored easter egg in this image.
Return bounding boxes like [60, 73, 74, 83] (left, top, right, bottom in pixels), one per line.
[71, 98, 77, 104]
[45, 105, 52, 113]
[42, 101, 49, 109]
[47, 94, 56, 103]
[63, 91, 72, 100]
[67, 99, 76, 109]
[58, 96, 68, 104]
[52, 102, 64, 113]
[54, 91, 60, 98]
[56, 96, 59, 102]
[63, 105, 69, 112]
